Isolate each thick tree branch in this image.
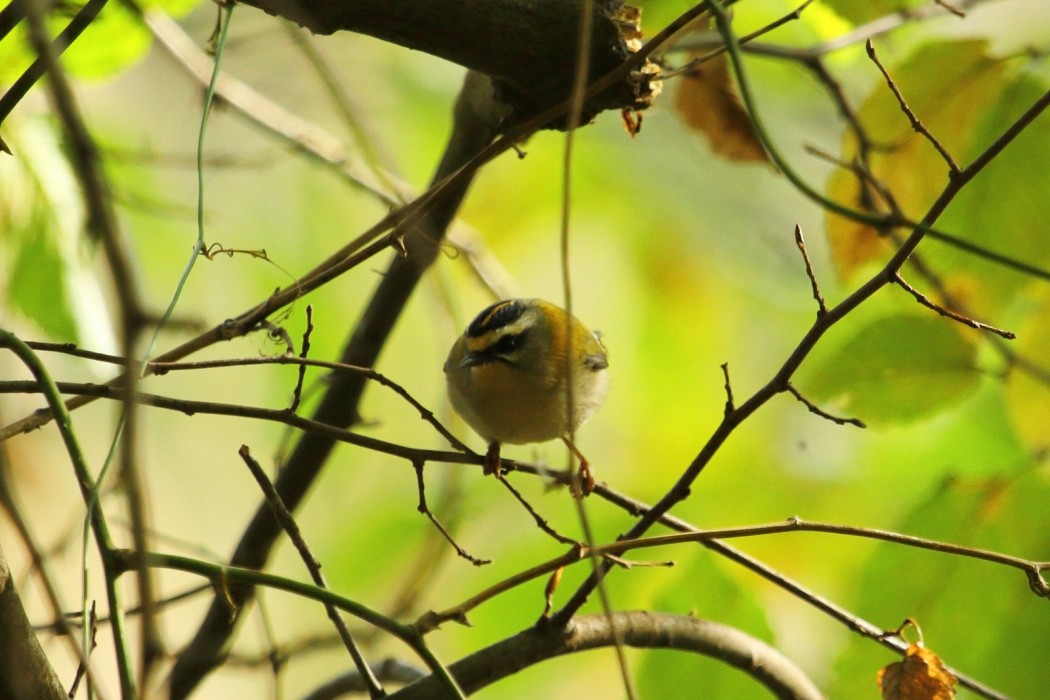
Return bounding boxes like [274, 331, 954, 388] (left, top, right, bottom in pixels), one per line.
[391, 612, 823, 700]
[0, 548, 66, 700]
[234, 0, 658, 122]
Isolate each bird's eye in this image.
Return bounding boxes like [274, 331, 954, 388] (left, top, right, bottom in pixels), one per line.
[489, 331, 526, 358]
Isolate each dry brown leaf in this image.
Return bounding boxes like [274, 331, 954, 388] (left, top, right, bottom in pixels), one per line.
[673, 54, 769, 163]
[877, 643, 958, 700]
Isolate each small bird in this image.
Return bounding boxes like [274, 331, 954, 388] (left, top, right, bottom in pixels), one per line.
[444, 298, 609, 492]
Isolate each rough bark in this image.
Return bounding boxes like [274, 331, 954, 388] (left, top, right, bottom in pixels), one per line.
[0, 548, 66, 700]
[232, 0, 660, 124]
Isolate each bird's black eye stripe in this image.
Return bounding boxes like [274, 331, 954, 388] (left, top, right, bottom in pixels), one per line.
[467, 299, 528, 337]
[488, 330, 526, 358]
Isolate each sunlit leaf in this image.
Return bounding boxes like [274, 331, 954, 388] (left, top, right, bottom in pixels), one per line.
[800, 314, 980, 426]
[0, 25, 35, 84]
[8, 225, 79, 341]
[1, 119, 114, 346]
[0, 0, 202, 84]
[58, 2, 152, 80]
[825, 41, 1008, 280]
[673, 53, 769, 164]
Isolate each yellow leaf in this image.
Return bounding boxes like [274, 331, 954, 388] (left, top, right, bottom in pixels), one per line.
[673, 54, 769, 164]
[825, 166, 894, 278]
[877, 643, 958, 700]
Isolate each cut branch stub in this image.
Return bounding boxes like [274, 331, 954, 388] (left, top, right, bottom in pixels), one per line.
[239, 0, 662, 125]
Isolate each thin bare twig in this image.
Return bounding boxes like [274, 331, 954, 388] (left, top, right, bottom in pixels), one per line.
[412, 462, 490, 566]
[805, 143, 1050, 285]
[21, 343, 471, 453]
[657, 0, 815, 80]
[0, 380, 480, 467]
[893, 272, 1016, 339]
[289, 305, 314, 412]
[579, 475, 1013, 700]
[934, 0, 968, 19]
[419, 511, 1047, 639]
[67, 603, 98, 698]
[128, 550, 467, 698]
[804, 144, 899, 216]
[238, 445, 385, 697]
[495, 472, 580, 546]
[720, 363, 734, 416]
[794, 225, 827, 316]
[866, 39, 961, 174]
[35, 584, 213, 633]
[785, 383, 866, 428]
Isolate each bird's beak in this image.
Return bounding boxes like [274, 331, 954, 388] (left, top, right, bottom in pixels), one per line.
[456, 351, 484, 369]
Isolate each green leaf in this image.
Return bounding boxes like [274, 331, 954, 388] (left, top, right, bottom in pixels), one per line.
[800, 314, 980, 426]
[1, 118, 110, 345]
[0, 0, 203, 84]
[0, 25, 35, 85]
[8, 226, 80, 341]
[56, 2, 152, 80]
